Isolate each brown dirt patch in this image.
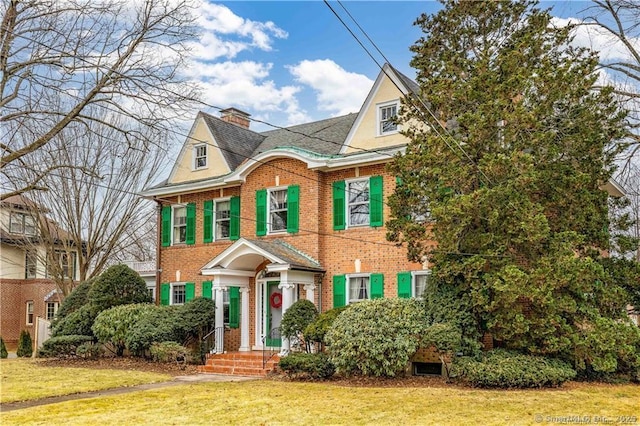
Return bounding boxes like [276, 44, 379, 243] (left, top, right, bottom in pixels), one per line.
[37, 357, 200, 377]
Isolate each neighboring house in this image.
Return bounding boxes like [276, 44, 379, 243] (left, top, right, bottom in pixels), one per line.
[0, 195, 79, 349]
[121, 260, 157, 301]
[141, 64, 627, 372]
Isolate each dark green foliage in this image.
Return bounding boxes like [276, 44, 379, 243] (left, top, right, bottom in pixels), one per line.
[16, 330, 33, 357]
[280, 299, 318, 352]
[175, 297, 215, 346]
[75, 342, 103, 359]
[0, 336, 8, 358]
[54, 278, 95, 325]
[422, 323, 463, 378]
[125, 306, 180, 357]
[38, 335, 94, 358]
[325, 298, 426, 377]
[450, 349, 576, 388]
[304, 306, 348, 348]
[92, 304, 156, 356]
[599, 257, 640, 309]
[149, 341, 187, 363]
[387, 0, 633, 377]
[278, 353, 335, 379]
[88, 264, 151, 312]
[52, 304, 98, 337]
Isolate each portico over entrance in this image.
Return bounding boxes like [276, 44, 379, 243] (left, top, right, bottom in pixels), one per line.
[200, 238, 323, 355]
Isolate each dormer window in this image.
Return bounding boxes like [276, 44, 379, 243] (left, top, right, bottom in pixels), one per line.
[377, 100, 399, 136]
[193, 144, 207, 169]
[10, 212, 36, 236]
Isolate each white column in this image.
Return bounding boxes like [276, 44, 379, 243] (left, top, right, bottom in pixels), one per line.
[239, 287, 250, 352]
[214, 286, 226, 354]
[303, 283, 316, 303]
[278, 281, 296, 355]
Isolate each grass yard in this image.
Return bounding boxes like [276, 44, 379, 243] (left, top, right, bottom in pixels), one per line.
[1, 376, 639, 425]
[0, 359, 171, 403]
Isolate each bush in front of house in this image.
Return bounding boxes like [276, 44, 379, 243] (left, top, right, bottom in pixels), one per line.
[16, 330, 33, 357]
[280, 299, 318, 352]
[88, 264, 151, 312]
[92, 303, 156, 356]
[325, 298, 425, 377]
[53, 278, 96, 326]
[174, 297, 216, 346]
[450, 349, 577, 388]
[278, 352, 335, 379]
[125, 306, 180, 357]
[304, 306, 349, 350]
[38, 335, 94, 358]
[149, 341, 188, 363]
[0, 336, 8, 358]
[52, 304, 98, 337]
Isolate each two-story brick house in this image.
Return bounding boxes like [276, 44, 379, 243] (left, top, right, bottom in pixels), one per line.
[0, 195, 79, 350]
[142, 64, 432, 361]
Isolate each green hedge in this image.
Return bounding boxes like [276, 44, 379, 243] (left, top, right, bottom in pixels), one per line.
[16, 330, 33, 357]
[450, 349, 577, 388]
[0, 336, 7, 358]
[38, 335, 94, 358]
[278, 352, 335, 379]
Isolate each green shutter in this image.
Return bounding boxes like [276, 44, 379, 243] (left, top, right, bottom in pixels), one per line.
[370, 176, 383, 227]
[186, 203, 196, 245]
[161, 206, 171, 247]
[185, 282, 195, 302]
[333, 181, 346, 230]
[160, 283, 170, 306]
[202, 281, 212, 299]
[229, 287, 239, 328]
[371, 273, 384, 299]
[203, 200, 213, 243]
[230, 196, 240, 240]
[287, 185, 300, 233]
[397, 272, 412, 299]
[256, 189, 267, 236]
[333, 275, 346, 308]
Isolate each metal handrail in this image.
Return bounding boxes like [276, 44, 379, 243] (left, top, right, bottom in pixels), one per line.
[262, 327, 282, 368]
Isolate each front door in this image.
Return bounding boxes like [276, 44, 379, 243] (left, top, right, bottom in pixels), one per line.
[266, 281, 282, 347]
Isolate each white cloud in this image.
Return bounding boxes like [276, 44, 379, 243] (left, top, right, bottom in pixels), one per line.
[288, 59, 373, 116]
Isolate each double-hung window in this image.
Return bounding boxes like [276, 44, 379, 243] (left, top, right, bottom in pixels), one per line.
[173, 206, 187, 244]
[333, 273, 384, 307]
[215, 200, 231, 239]
[269, 188, 288, 233]
[347, 179, 370, 227]
[160, 282, 195, 306]
[194, 144, 207, 169]
[10, 212, 36, 236]
[172, 283, 186, 305]
[333, 176, 383, 230]
[25, 250, 37, 279]
[378, 101, 399, 136]
[50, 250, 76, 279]
[26, 301, 34, 325]
[397, 271, 431, 299]
[203, 198, 239, 242]
[348, 275, 370, 303]
[46, 302, 59, 321]
[256, 186, 299, 236]
[162, 204, 195, 246]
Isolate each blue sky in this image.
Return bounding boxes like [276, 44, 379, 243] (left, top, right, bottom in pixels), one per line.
[184, 1, 621, 131]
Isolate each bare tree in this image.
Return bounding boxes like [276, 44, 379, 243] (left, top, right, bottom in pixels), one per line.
[1, 0, 199, 199]
[25, 117, 166, 295]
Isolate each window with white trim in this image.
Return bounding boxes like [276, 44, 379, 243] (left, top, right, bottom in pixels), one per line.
[347, 275, 370, 303]
[173, 206, 187, 244]
[10, 212, 36, 236]
[377, 101, 399, 135]
[268, 188, 287, 233]
[172, 283, 186, 305]
[215, 199, 231, 240]
[49, 250, 76, 279]
[26, 301, 34, 325]
[194, 144, 207, 169]
[46, 301, 59, 321]
[25, 250, 37, 279]
[413, 271, 431, 299]
[347, 179, 369, 227]
[223, 290, 230, 325]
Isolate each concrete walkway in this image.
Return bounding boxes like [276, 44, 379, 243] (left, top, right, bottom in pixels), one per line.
[0, 374, 256, 413]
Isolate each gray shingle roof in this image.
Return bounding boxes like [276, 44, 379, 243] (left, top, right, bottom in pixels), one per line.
[200, 112, 265, 170]
[247, 238, 324, 272]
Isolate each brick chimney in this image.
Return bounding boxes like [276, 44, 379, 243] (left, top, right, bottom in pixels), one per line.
[220, 107, 251, 129]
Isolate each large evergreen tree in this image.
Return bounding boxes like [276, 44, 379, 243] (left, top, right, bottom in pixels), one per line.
[388, 0, 640, 375]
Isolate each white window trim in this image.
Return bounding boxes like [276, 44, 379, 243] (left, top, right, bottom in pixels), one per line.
[25, 250, 37, 279]
[345, 177, 370, 229]
[10, 211, 36, 236]
[412, 271, 431, 299]
[46, 301, 59, 321]
[193, 143, 208, 170]
[214, 198, 231, 241]
[267, 186, 288, 235]
[346, 273, 371, 305]
[26, 301, 34, 325]
[376, 100, 400, 136]
[170, 282, 186, 306]
[171, 205, 187, 245]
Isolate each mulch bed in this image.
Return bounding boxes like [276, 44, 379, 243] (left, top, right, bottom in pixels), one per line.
[38, 357, 200, 376]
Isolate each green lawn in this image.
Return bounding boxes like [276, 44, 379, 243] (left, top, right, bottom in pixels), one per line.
[1, 362, 639, 426]
[0, 359, 171, 403]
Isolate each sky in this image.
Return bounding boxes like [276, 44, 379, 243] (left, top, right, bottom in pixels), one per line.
[181, 1, 638, 132]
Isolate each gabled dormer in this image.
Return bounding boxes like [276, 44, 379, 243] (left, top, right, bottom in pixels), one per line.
[341, 63, 419, 154]
[167, 108, 264, 185]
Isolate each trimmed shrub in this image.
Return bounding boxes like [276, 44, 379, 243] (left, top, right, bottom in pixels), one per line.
[16, 330, 33, 357]
[280, 299, 318, 352]
[92, 303, 156, 356]
[126, 306, 180, 357]
[304, 306, 348, 349]
[0, 336, 8, 358]
[325, 298, 426, 377]
[52, 304, 98, 337]
[279, 352, 335, 379]
[76, 342, 104, 359]
[150, 341, 188, 363]
[175, 297, 215, 346]
[450, 349, 577, 388]
[88, 264, 151, 312]
[38, 335, 93, 358]
[54, 278, 95, 323]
